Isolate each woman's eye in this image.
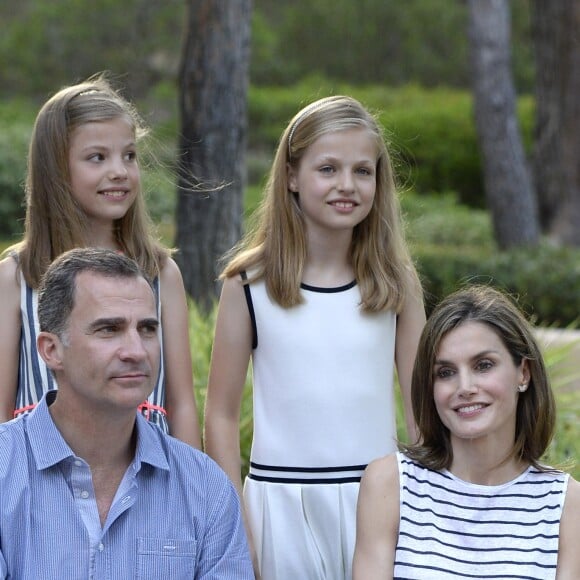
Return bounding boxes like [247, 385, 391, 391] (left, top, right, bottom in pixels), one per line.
[476, 360, 493, 372]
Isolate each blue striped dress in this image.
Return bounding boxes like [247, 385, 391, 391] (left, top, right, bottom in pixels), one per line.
[15, 270, 168, 431]
[394, 452, 569, 580]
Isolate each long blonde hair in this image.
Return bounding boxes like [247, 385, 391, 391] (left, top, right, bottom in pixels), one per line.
[222, 95, 420, 313]
[8, 74, 168, 287]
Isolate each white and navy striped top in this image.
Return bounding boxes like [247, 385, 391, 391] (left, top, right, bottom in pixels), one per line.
[15, 269, 168, 431]
[394, 452, 569, 580]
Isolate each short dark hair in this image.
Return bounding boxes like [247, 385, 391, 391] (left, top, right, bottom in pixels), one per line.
[401, 285, 555, 471]
[38, 248, 153, 339]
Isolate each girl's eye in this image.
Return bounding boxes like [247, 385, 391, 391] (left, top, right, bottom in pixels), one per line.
[88, 153, 105, 162]
[319, 166, 334, 173]
[356, 167, 373, 176]
[435, 367, 454, 379]
[124, 151, 137, 162]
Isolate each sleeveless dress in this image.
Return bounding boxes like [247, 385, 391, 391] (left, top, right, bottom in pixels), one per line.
[394, 452, 569, 580]
[15, 270, 168, 432]
[242, 278, 398, 580]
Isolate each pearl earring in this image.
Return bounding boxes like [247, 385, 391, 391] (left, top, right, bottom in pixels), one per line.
[517, 383, 527, 393]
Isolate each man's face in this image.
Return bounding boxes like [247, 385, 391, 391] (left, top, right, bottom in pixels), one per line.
[52, 271, 160, 415]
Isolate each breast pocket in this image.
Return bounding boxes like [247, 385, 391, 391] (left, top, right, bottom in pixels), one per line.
[136, 537, 196, 579]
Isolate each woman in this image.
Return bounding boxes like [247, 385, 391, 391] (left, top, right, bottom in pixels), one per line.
[353, 285, 579, 580]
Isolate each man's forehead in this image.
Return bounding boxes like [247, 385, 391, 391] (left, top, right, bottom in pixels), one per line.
[73, 272, 156, 311]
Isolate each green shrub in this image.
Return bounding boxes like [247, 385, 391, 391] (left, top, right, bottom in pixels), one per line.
[0, 105, 31, 239]
[404, 192, 580, 326]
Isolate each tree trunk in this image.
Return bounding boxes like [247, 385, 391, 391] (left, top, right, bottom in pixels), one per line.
[175, 0, 252, 310]
[467, 0, 540, 249]
[531, 0, 580, 245]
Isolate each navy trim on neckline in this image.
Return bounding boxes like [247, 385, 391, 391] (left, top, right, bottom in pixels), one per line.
[300, 280, 356, 293]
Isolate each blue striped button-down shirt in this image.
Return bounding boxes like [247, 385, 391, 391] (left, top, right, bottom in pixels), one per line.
[0, 392, 253, 579]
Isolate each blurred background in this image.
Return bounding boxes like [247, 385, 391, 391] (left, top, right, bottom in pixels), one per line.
[1, 0, 578, 474]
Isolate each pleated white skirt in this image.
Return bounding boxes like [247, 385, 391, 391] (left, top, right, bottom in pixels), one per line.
[243, 477, 359, 580]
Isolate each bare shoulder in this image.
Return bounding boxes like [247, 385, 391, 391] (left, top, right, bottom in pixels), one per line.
[0, 254, 19, 283]
[557, 476, 580, 579]
[562, 475, 580, 521]
[159, 256, 185, 287]
[361, 454, 400, 493]
[0, 255, 20, 303]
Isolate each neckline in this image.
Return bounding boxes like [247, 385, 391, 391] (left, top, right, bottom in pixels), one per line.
[300, 280, 356, 293]
[442, 464, 533, 490]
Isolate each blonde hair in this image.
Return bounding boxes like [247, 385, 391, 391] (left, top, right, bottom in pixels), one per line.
[8, 73, 168, 287]
[222, 95, 420, 313]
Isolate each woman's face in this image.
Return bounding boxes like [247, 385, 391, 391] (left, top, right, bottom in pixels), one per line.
[432, 321, 529, 449]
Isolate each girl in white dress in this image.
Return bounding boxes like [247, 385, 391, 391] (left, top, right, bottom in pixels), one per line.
[354, 285, 580, 579]
[205, 95, 425, 579]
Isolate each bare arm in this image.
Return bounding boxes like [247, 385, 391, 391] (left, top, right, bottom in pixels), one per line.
[159, 258, 201, 448]
[204, 275, 252, 492]
[395, 277, 425, 443]
[204, 275, 258, 575]
[353, 454, 400, 580]
[556, 476, 580, 579]
[0, 257, 21, 422]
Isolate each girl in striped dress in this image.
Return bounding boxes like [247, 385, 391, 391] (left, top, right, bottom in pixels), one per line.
[0, 75, 200, 448]
[354, 285, 580, 579]
[205, 95, 425, 579]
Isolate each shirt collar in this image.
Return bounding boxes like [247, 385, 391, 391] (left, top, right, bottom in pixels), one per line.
[27, 391, 170, 473]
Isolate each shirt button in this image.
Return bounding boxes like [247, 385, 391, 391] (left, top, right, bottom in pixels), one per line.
[74, 460, 82, 467]
[80, 490, 89, 499]
[98, 543, 105, 552]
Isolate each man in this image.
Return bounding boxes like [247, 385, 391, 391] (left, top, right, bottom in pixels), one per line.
[0, 248, 253, 578]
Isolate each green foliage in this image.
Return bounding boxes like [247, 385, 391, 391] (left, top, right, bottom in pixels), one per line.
[404, 192, 580, 326]
[0, 102, 33, 239]
[251, 0, 534, 91]
[0, 0, 184, 98]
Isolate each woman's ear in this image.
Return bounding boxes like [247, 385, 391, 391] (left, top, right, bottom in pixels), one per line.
[37, 331, 65, 372]
[519, 358, 531, 387]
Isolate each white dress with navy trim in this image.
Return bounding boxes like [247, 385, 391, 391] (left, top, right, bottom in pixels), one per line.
[242, 278, 397, 580]
[15, 269, 168, 432]
[394, 452, 569, 579]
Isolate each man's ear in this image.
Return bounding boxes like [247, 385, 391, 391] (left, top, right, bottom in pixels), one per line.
[37, 331, 65, 372]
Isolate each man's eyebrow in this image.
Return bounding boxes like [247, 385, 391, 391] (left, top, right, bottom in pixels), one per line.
[89, 317, 126, 330]
[138, 318, 160, 329]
